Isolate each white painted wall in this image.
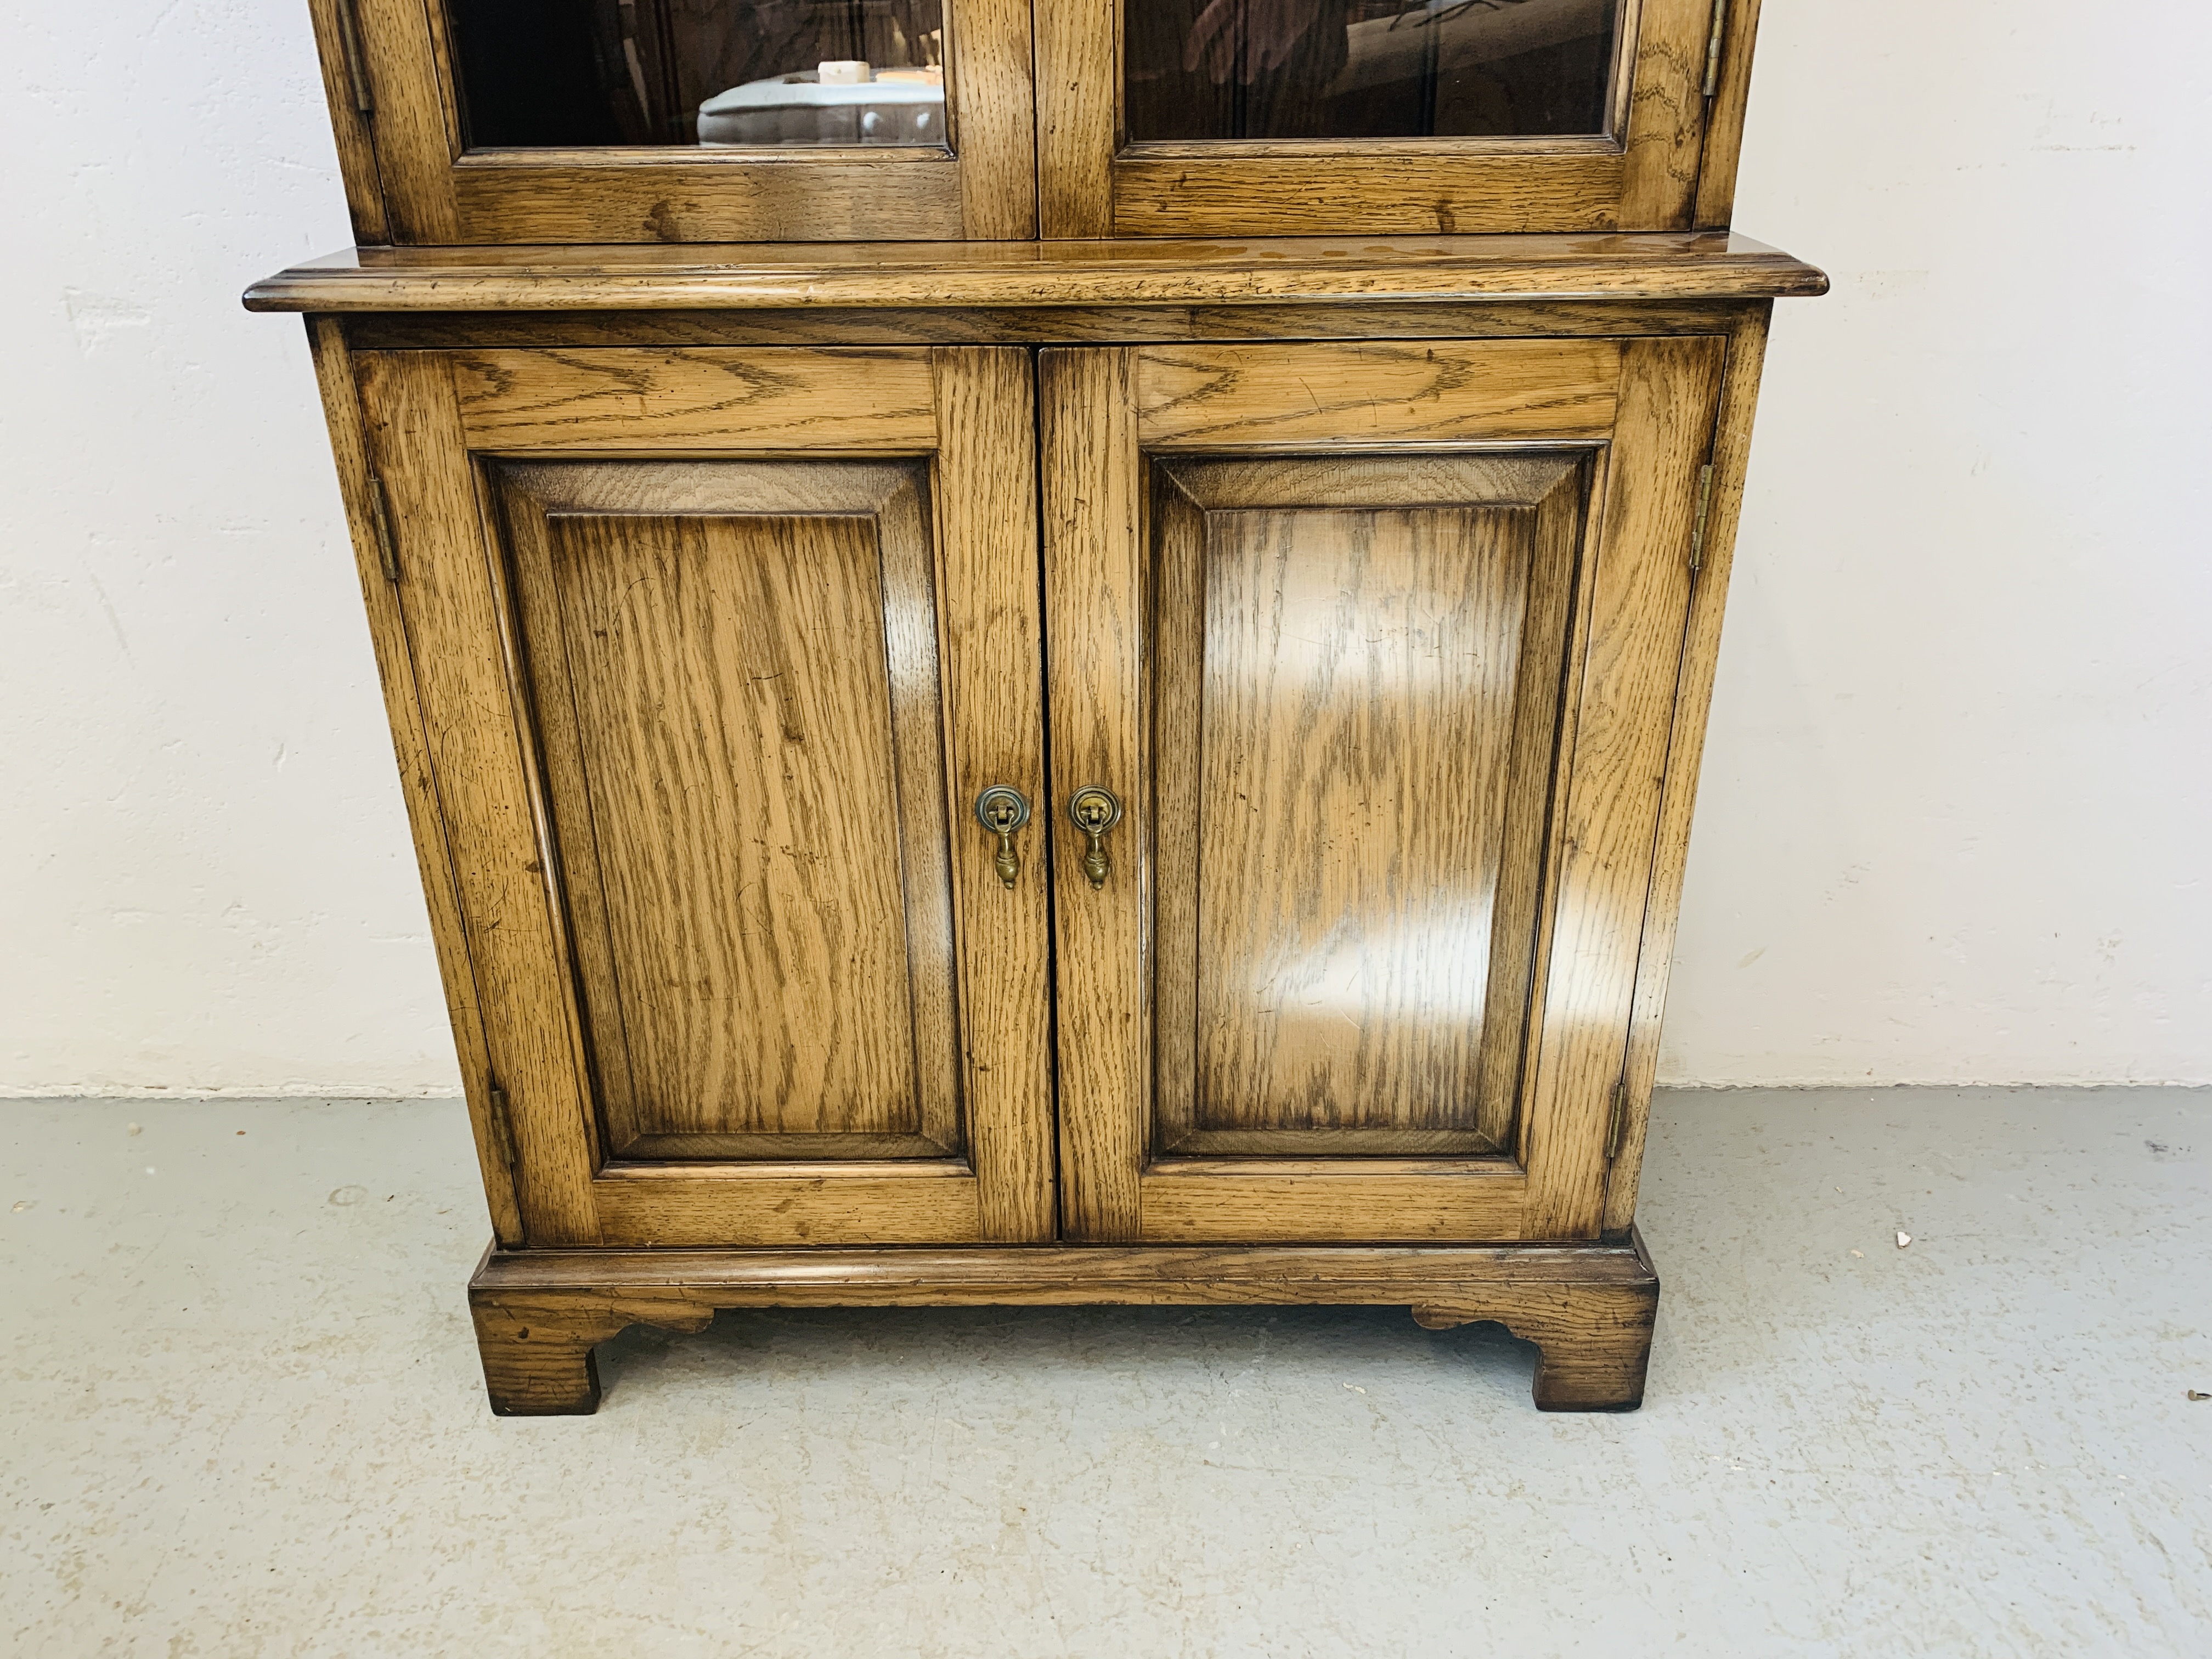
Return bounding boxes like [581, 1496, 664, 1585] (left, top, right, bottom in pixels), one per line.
[1660, 3, 2212, 1084]
[1, 3, 2205, 1097]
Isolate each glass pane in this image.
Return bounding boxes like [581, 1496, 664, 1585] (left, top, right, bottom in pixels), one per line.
[1126, 0, 1618, 143]
[448, 1, 948, 149]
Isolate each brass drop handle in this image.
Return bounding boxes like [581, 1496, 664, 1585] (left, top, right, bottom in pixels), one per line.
[973, 786, 1031, 889]
[1068, 787, 1124, 889]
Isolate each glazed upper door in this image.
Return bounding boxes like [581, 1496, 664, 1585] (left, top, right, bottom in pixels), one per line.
[352, 346, 1054, 1246]
[315, 0, 1036, 241]
[1042, 337, 1725, 1242]
[1036, 0, 1754, 234]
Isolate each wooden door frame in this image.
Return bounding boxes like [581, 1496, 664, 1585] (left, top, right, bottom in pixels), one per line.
[315, 0, 1039, 243]
[342, 342, 1056, 1246]
[1036, 0, 1762, 237]
[1040, 335, 1728, 1243]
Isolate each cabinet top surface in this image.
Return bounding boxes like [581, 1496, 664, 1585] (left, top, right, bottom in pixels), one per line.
[244, 233, 1826, 314]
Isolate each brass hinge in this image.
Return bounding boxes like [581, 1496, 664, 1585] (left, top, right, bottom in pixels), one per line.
[334, 0, 376, 115]
[1688, 464, 1715, 574]
[486, 1081, 521, 1177]
[367, 476, 400, 582]
[1703, 0, 1731, 98]
[1604, 1079, 1631, 1161]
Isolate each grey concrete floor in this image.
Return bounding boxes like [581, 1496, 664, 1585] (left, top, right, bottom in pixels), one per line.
[2, 1088, 2207, 1657]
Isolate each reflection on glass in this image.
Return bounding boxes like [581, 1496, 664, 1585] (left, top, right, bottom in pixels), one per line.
[448, 0, 946, 149]
[1126, 0, 1618, 143]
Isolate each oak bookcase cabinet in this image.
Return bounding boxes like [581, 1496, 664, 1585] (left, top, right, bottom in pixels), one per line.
[253, 0, 1820, 1413]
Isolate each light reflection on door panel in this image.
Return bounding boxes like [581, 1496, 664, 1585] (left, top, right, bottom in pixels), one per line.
[1195, 505, 1533, 1132]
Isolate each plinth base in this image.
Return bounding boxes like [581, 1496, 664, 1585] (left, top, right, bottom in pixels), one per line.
[468, 1234, 1660, 1416]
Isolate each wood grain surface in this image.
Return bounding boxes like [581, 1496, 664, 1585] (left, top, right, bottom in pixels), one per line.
[467, 1234, 1660, 1413]
[928, 348, 1057, 1243]
[1146, 456, 1583, 1159]
[340, 300, 1753, 352]
[1616, 0, 1714, 230]
[450, 348, 938, 452]
[1108, 150, 1624, 238]
[311, 0, 1033, 244]
[302, 0, 388, 243]
[493, 461, 958, 1155]
[1032, 0, 1728, 239]
[309, 320, 515, 1243]
[244, 235, 1829, 314]
[346, 0, 463, 242]
[1040, 348, 1151, 1242]
[449, 156, 966, 244]
[1031, 0, 1116, 236]
[946, 0, 1040, 239]
[356, 349, 605, 1244]
[1137, 1167, 1531, 1243]
[1186, 500, 1531, 1141]
[1516, 334, 1725, 1238]
[350, 345, 1064, 1249]
[588, 1162, 984, 1248]
[1041, 332, 1725, 1244]
[1134, 341, 1622, 447]
[1695, 0, 1764, 229]
[1605, 306, 1770, 1234]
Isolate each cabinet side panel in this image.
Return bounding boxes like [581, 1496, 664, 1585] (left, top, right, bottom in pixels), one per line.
[310, 320, 515, 1244]
[1605, 306, 1770, 1233]
[1518, 335, 1724, 1238]
[355, 349, 603, 1244]
[302, 0, 391, 242]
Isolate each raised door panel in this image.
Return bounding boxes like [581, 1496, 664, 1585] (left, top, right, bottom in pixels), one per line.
[328, 0, 1036, 242]
[351, 346, 1053, 1246]
[493, 460, 961, 1163]
[1153, 456, 1582, 1161]
[1043, 338, 1725, 1244]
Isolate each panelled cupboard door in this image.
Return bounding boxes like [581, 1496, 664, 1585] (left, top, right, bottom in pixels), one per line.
[351, 346, 1054, 1246]
[1041, 338, 1726, 1243]
[326, 0, 1036, 242]
[1036, 0, 1750, 236]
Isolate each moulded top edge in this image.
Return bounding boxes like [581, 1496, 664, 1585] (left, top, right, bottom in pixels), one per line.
[242, 233, 1829, 314]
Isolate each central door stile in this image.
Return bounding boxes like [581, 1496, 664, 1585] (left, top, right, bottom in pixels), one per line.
[1040, 347, 1150, 1242]
[930, 346, 1059, 1243]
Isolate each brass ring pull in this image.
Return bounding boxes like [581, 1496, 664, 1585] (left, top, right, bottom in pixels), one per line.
[1068, 787, 1124, 889]
[973, 786, 1032, 889]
